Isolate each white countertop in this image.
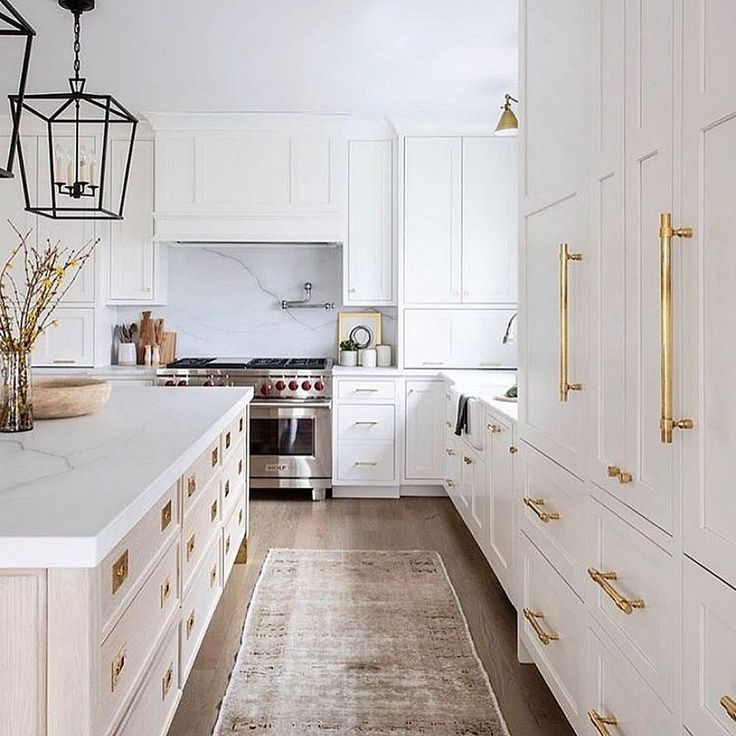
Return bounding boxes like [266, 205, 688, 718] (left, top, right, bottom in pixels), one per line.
[0, 386, 253, 569]
[440, 370, 518, 423]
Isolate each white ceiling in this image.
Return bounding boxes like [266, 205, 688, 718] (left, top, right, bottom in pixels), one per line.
[0, 0, 517, 121]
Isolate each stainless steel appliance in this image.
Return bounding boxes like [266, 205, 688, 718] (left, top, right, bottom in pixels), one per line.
[157, 357, 332, 500]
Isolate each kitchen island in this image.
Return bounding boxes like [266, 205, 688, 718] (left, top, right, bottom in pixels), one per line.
[0, 386, 253, 736]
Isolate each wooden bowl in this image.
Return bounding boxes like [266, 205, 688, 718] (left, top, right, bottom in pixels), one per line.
[33, 378, 112, 420]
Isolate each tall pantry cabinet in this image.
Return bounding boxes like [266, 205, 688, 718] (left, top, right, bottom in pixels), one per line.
[519, 1, 736, 734]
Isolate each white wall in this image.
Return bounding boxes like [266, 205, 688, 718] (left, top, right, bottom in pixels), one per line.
[0, 0, 517, 121]
[115, 246, 397, 359]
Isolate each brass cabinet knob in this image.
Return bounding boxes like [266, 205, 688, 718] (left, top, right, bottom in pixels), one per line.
[463, 456, 473, 465]
[588, 710, 618, 736]
[720, 695, 736, 722]
[509, 446, 518, 454]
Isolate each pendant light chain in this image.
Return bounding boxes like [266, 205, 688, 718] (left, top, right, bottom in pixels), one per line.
[73, 12, 81, 80]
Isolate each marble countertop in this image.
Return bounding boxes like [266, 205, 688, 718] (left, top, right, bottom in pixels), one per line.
[440, 370, 518, 423]
[0, 386, 253, 569]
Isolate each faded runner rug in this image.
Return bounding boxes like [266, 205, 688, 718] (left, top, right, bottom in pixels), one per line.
[213, 549, 510, 735]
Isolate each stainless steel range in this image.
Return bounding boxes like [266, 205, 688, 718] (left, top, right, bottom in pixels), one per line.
[157, 358, 332, 500]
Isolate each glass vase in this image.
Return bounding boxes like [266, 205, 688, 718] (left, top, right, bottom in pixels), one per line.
[1, 349, 33, 432]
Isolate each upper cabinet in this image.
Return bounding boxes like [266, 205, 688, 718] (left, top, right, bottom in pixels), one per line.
[403, 135, 517, 306]
[148, 113, 347, 243]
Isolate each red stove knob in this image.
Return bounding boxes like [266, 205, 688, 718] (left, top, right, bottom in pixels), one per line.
[260, 383, 273, 396]
[288, 380, 299, 391]
[314, 380, 325, 392]
[203, 379, 215, 387]
[301, 380, 312, 391]
[164, 379, 175, 386]
[177, 380, 188, 387]
[275, 380, 287, 391]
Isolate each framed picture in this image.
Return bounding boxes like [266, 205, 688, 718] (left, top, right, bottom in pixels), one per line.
[337, 311, 382, 349]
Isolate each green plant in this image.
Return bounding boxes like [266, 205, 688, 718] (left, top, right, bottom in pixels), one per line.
[339, 338, 358, 352]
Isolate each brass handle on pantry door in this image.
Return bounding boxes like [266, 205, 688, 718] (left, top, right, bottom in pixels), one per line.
[559, 243, 583, 402]
[659, 212, 693, 443]
[587, 710, 618, 735]
[720, 695, 736, 721]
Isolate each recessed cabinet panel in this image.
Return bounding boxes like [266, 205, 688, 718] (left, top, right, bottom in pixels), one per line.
[293, 135, 332, 206]
[31, 308, 94, 367]
[157, 137, 195, 207]
[404, 380, 444, 481]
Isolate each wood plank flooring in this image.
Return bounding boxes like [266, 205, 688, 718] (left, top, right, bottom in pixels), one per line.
[167, 495, 575, 736]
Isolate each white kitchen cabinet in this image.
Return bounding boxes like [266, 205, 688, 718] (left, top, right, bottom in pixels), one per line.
[345, 140, 394, 305]
[462, 138, 517, 304]
[460, 446, 487, 544]
[403, 309, 517, 369]
[404, 379, 444, 481]
[31, 308, 95, 368]
[0, 135, 37, 253]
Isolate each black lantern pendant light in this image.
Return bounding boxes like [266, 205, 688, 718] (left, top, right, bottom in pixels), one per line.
[0, 0, 34, 179]
[10, 0, 137, 220]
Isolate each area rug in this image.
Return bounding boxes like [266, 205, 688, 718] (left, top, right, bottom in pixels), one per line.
[213, 549, 510, 735]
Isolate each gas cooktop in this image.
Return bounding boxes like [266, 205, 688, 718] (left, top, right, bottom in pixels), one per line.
[165, 357, 330, 371]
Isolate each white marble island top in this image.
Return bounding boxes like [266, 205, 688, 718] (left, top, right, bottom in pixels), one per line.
[0, 386, 253, 569]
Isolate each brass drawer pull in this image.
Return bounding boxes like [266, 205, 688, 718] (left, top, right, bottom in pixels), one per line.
[211, 500, 218, 522]
[588, 567, 645, 614]
[355, 388, 378, 393]
[559, 243, 584, 401]
[111, 644, 127, 691]
[721, 695, 736, 722]
[522, 608, 559, 645]
[463, 456, 472, 465]
[186, 610, 195, 639]
[523, 497, 560, 523]
[160, 576, 171, 608]
[509, 446, 518, 454]
[588, 710, 618, 736]
[487, 423, 502, 433]
[607, 466, 633, 484]
[355, 461, 378, 466]
[225, 535, 231, 555]
[162, 663, 174, 699]
[238, 508, 243, 525]
[211, 446, 219, 467]
[238, 458, 243, 475]
[210, 564, 217, 588]
[224, 479, 231, 498]
[112, 550, 129, 594]
[445, 448, 456, 456]
[187, 476, 197, 498]
[225, 431, 232, 449]
[186, 534, 196, 561]
[354, 420, 378, 426]
[161, 499, 172, 531]
[238, 417, 244, 433]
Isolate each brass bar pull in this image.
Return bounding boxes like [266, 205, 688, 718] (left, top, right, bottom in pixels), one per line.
[559, 243, 583, 402]
[162, 663, 174, 699]
[354, 461, 378, 466]
[588, 710, 618, 736]
[587, 567, 645, 614]
[522, 608, 559, 645]
[721, 695, 736, 721]
[354, 421, 378, 426]
[111, 550, 129, 594]
[607, 466, 632, 484]
[523, 497, 560, 522]
[659, 212, 693, 443]
[111, 645, 127, 691]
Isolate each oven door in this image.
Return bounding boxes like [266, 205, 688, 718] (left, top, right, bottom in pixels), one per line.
[249, 401, 332, 484]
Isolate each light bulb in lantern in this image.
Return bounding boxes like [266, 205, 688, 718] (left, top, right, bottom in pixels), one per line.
[79, 145, 89, 184]
[89, 153, 98, 187]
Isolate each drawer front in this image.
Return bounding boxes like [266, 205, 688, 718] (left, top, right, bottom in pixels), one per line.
[220, 446, 246, 525]
[520, 532, 584, 730]
[114, 623, 179, 736]
[519, 442, 586, 595]
[337, 379, 396, 401]
[100, 540, 179, 732]
[181, 478, 221, 593]
[99, 482, 179, 634]
[587, 625, 676, 736]
[182, 438, 221, 518]
[223, 491, 246, 585]
[336, 442, 395, 482]
[180, 534, 222, 684]
[338, 404, 395, 442]
[684, 558, 736, 736]
[221, 411, 246, 466]
[587, 498, 677, 709]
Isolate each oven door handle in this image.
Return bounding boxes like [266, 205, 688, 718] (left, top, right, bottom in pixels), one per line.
[251, 400, 332, 409]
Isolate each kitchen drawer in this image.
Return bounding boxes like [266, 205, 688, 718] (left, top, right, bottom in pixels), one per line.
[336, 442, 395, 483]
[99, 482, 179, 636]
[586, 624, 675, 736]
[337, 403, 395, 442]
[182, 437, 221, 518]
[221, 411, 246, 466]
[337, 379, 396, 401]
[99, 539, 179, 733]
[113, 622, 179, 736]
[587, 497, 677, 709]
[180, 534, 222, 684]
[519, 532, 584, 730]
[223, 490, 246, 585]
[683, 558, 736, 736]
[443, 438, 462, 507]
[220, 446, 246, 525]
[518, 442, 586, 595]
[181, 477, 221, 593]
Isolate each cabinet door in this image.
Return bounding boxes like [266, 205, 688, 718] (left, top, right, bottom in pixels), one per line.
[462, 137, 517, 304]
[32, 308, 95, 367]
[487, 415, 514, 599]
[404, 137, 462, 304]
[345, 140, 394, 305]
[404, 379, 444, 481]
[0, 135, 37, 253]
[681, 0, 736, 586]
[403, 310, 453, 369]
[461, 448, 487, 546]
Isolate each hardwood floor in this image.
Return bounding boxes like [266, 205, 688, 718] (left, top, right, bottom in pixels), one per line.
[167, 495, 575, 736]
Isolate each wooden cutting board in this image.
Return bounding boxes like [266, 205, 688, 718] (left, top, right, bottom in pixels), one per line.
[159, 332, 177, 365]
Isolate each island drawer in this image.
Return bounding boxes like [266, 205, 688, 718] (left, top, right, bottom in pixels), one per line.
[337, 404, 396, 442]
[221, 411, 247, 465]
[113, 622, 180, 736]
[182, 437, 221, 518]
[99, 539, 179, 733]
[180, 534, 222, 684]
[181, 477, 221, 594]
[223, 490, 246, 584]
[99, 482, 179, 636]
[220, 445, 246, 524]
[337, 379, 396, 401]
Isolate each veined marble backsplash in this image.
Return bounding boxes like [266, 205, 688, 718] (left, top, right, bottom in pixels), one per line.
[115, 246, 396, 359]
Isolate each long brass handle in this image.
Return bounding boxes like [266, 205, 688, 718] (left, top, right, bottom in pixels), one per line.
[721, 695, 736, 722]
[523, 497, 560, 522]
[588, 710, 618, 735]
[587, 567, 645, 614]
[522, 608, 559, 645]
[355, 461, 378, 466]
[659, 212, 693, 443]
[354, 421, 378, 426]
[559, 243, 583, 402]
[607, 466, 632, 484]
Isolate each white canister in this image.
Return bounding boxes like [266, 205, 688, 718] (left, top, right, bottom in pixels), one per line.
[340, 350, 358, 367]
[118, 343, 137, 366]
[376, 344, 392, 367]
[360, 348, 377, 368]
